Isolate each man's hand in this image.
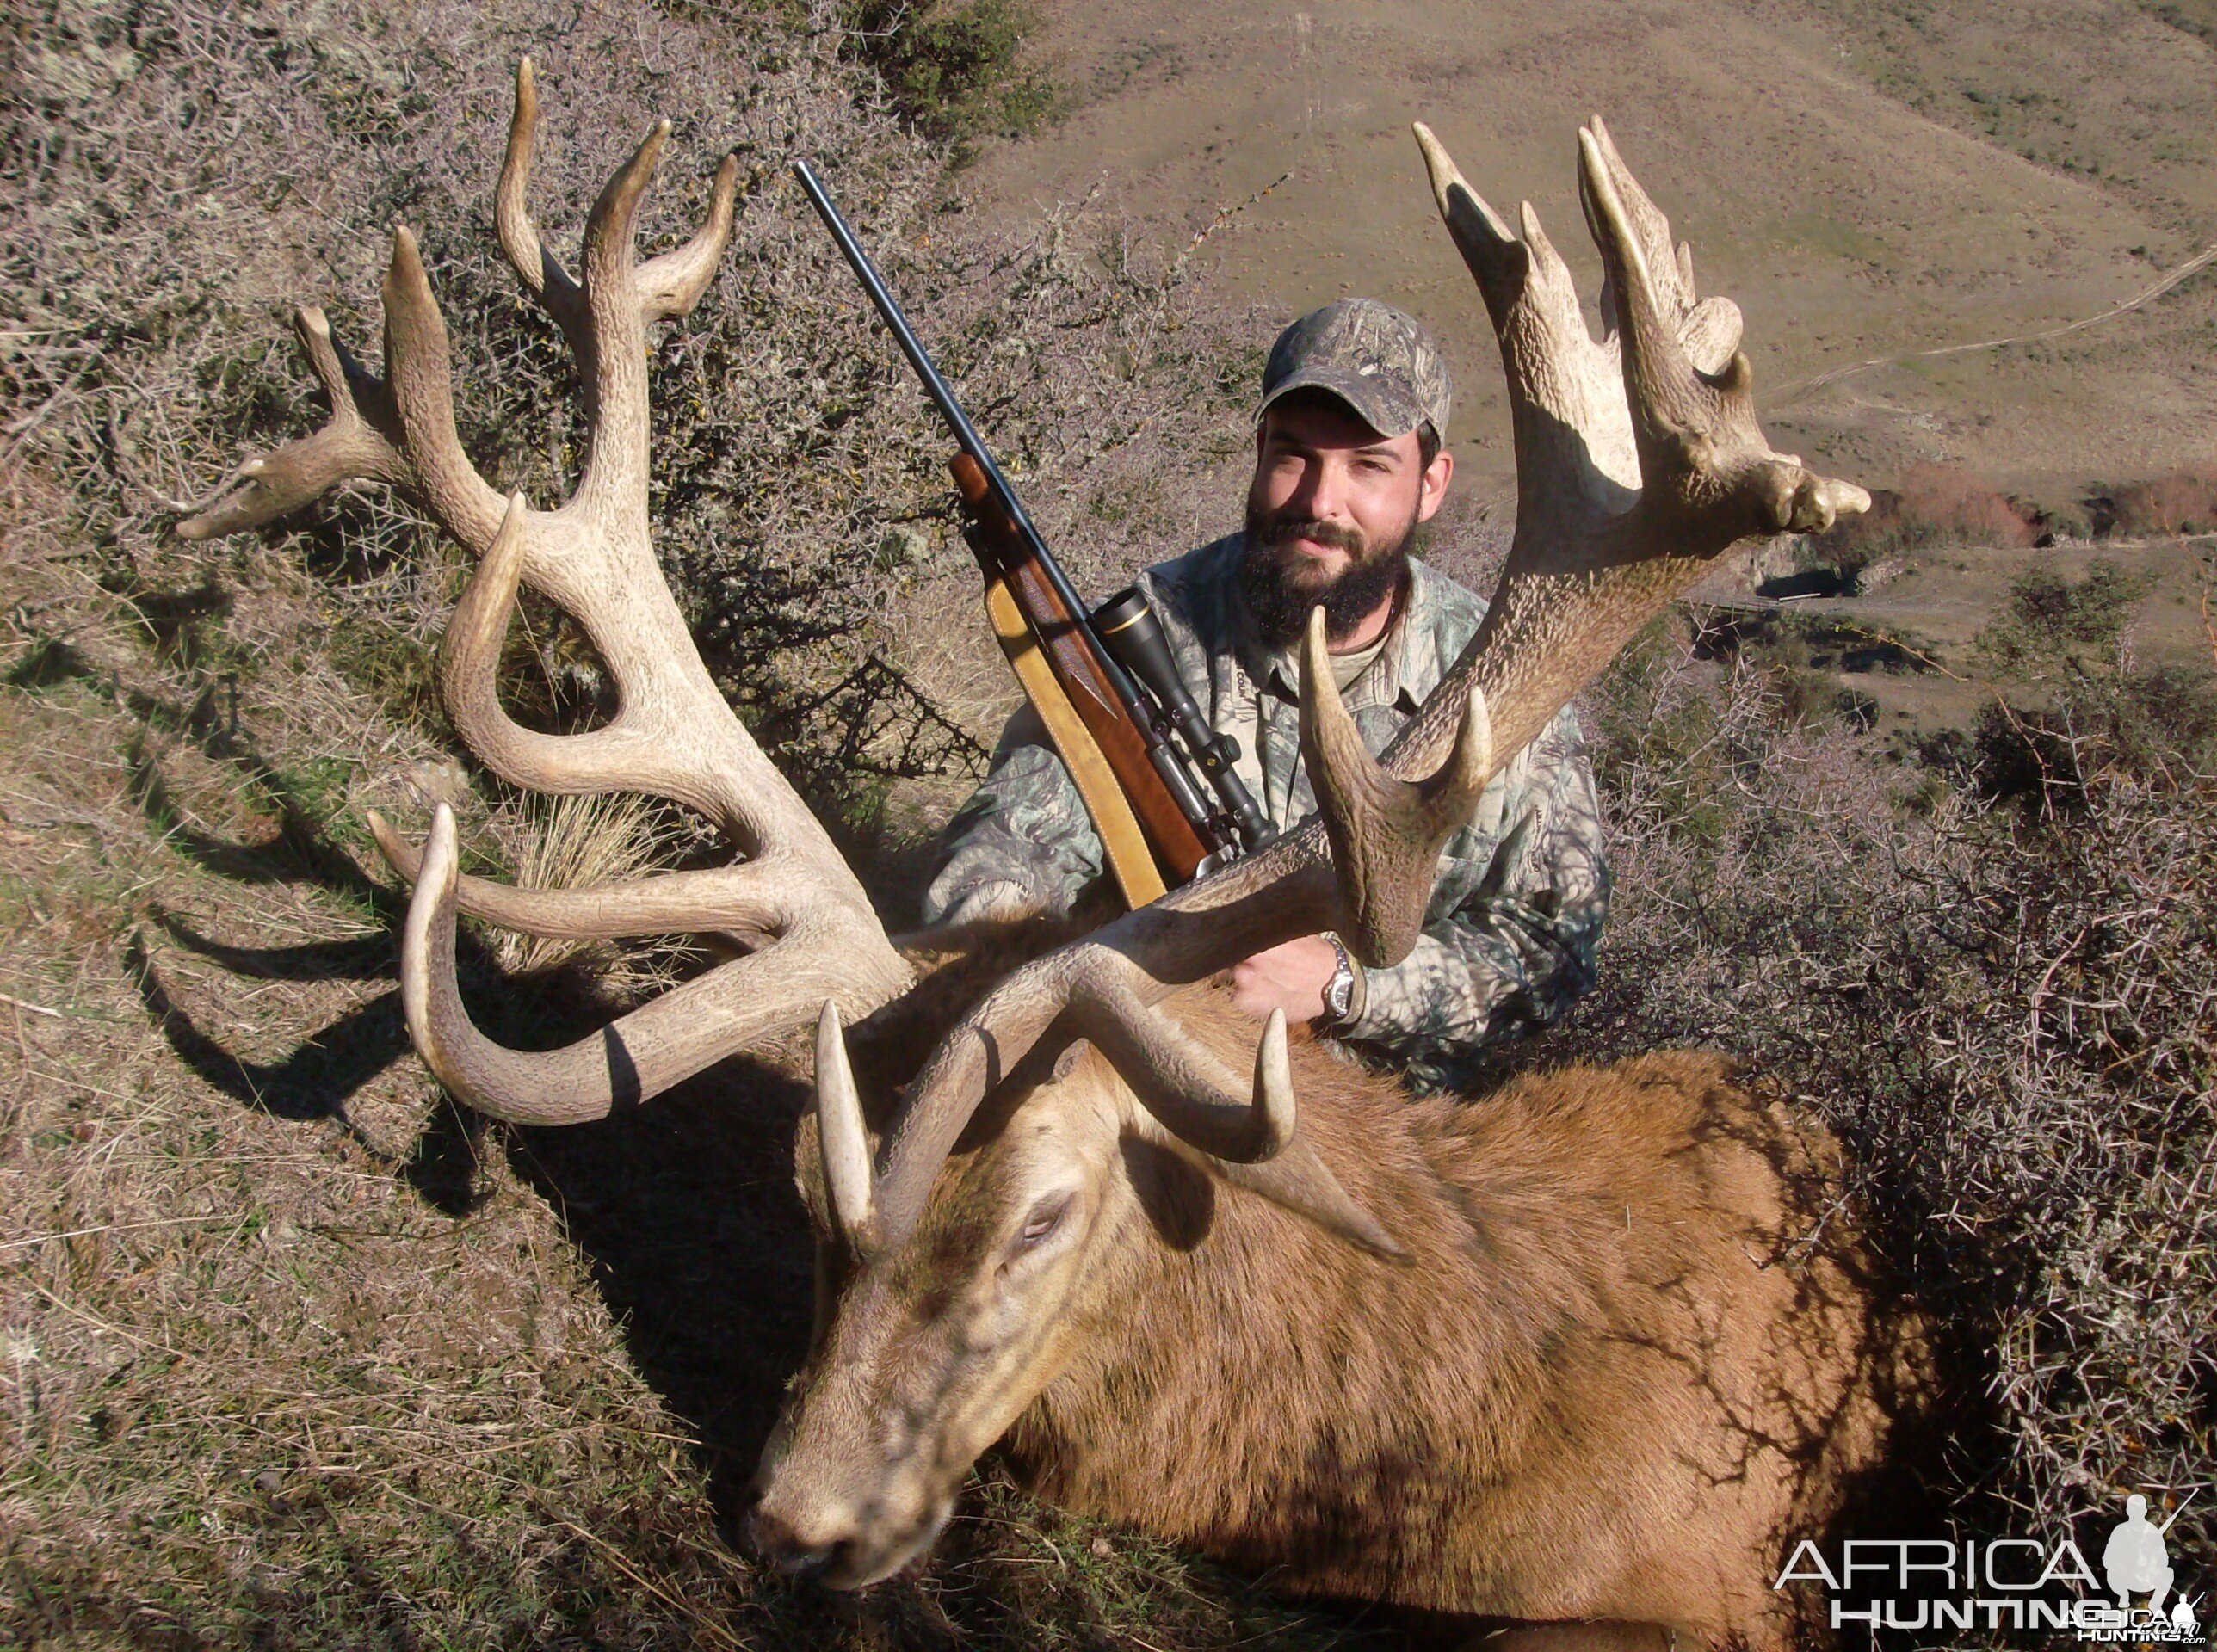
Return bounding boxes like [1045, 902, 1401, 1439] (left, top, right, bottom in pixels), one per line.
[1229, 934, 1340, 1024]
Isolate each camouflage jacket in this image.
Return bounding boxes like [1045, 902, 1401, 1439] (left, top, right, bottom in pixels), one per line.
[922, 533, 1610, 1092]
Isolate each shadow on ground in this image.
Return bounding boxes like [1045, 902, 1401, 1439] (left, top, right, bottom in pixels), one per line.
[99, 644, 821, 1481]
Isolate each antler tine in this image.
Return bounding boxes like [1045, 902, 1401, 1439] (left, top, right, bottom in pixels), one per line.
[1411, 122, 1524, 330]
[1577, 124, 1868, 541]
[434, 493, 707, 811]
[174, 307, 406, 542]
[1070, 981, 1294, 1164]
[565, 110, 735, 521]
[367, 813, 783, 944]
[872, 116, 1873, 1253]
[500, 58, 737, 336]
[873, 847, 1343, 1246]
[497, 58, 587, 346]
[1072, 990, 1403, 1257]
[816, 1002, 881, 1254]
[1578, 117, 1689, 326]
[379, 226, 509, 549]
[639, 153, 740, 322]
[1413, 120, 1639, 530]
[1300, 606, 1491, 967]
[1573, 119, 1743, 379]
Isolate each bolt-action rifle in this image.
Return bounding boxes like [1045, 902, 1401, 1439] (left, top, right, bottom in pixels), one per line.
[794, 160, 1269, 907]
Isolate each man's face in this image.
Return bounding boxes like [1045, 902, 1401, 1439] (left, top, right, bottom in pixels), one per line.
[1241, 390, 1453, 644]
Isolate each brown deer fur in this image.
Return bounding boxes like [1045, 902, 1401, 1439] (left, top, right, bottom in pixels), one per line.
[751, 932, 1925, 1649]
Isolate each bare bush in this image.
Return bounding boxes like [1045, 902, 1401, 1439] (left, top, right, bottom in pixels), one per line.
[2099, 466, 2217, 539]
[1895, 463, 2040, 547]
[1810, 463, 2036, 568]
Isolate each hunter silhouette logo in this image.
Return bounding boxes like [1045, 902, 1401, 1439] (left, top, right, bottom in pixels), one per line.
[2105, 1494, 2183, 1617]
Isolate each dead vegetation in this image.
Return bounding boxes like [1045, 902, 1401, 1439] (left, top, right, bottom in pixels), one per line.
[2, 0, 2213, 1646]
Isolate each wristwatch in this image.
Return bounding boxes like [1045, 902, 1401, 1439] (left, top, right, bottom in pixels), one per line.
[1318, 934, 1358, 1031]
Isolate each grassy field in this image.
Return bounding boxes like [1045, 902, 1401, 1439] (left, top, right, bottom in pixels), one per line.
[3, 1, 2214, 1647]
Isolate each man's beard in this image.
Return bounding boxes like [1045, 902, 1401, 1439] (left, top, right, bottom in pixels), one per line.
[1238, 500, 1419, 649]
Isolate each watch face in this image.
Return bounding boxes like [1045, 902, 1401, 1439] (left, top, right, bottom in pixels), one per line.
[1325, 970, 1353, 1019]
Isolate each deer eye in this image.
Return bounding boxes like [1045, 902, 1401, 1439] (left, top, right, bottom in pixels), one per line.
[1015, 1193, 1073, 1253]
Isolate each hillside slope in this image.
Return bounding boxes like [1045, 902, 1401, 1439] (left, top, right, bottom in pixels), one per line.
[959, 0, 2217, 501]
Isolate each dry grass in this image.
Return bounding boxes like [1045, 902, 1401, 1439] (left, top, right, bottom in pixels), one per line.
[487, 792, 670, 982]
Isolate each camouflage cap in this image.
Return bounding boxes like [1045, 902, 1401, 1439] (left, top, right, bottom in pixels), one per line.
[1258, 298, 1453, 441]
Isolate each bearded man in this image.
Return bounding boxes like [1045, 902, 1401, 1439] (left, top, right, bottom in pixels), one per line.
[923, 299, 1609, 1091]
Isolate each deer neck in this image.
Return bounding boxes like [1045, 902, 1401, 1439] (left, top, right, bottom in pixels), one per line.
[1000, 1074, 1557, 1597]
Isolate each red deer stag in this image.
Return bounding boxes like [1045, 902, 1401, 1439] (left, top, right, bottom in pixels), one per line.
[181, 65, 1918, 1650]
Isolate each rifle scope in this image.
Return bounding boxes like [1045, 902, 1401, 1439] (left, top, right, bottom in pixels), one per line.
[1093, 587, 1273, 851]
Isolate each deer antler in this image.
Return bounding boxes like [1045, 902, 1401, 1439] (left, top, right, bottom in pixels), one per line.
[861, 117, 1869, 1249]
[178, 64, 910, 1124]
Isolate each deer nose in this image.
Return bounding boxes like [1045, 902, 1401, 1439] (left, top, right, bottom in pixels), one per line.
[745, 1503, 848, 1580]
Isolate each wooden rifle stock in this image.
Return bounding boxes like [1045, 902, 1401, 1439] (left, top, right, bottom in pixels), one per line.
[949, 453, 1212, 886]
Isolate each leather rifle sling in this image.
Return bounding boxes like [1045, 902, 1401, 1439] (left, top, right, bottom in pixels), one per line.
[982, 576, 1167, 909]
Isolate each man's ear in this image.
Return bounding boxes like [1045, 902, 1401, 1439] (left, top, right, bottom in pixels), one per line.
[1416, 447, 1454, 523]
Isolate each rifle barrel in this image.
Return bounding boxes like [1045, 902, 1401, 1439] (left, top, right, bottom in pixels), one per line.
[792, 163, 988, 464]
[791, 162, 1084, 615]
[790, 157, 1182, 799]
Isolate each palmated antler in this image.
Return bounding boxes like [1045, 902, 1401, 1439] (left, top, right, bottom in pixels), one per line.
[859, 116, 1870, 1249]
[179, 63, 911, 1124]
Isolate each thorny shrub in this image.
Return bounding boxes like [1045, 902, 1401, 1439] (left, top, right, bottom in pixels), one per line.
[3, 0, 1252, 885]
[1561, 629, 2215, 1606]
[1954, 557, 2217, 803]
[844, 0, 1056, 159]
[1971, 556, 2155, 678]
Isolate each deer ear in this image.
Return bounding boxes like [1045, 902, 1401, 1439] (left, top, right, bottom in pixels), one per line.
[1212, 1141, 1406, 1261]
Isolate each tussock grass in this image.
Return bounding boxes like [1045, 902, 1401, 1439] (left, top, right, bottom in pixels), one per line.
[488, 792, 671, 982]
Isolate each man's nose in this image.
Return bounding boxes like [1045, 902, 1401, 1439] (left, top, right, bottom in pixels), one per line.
[1294, 453, 1355, 526]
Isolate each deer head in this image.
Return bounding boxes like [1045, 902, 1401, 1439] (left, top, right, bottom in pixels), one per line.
[745, 118, 1869, 1583]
